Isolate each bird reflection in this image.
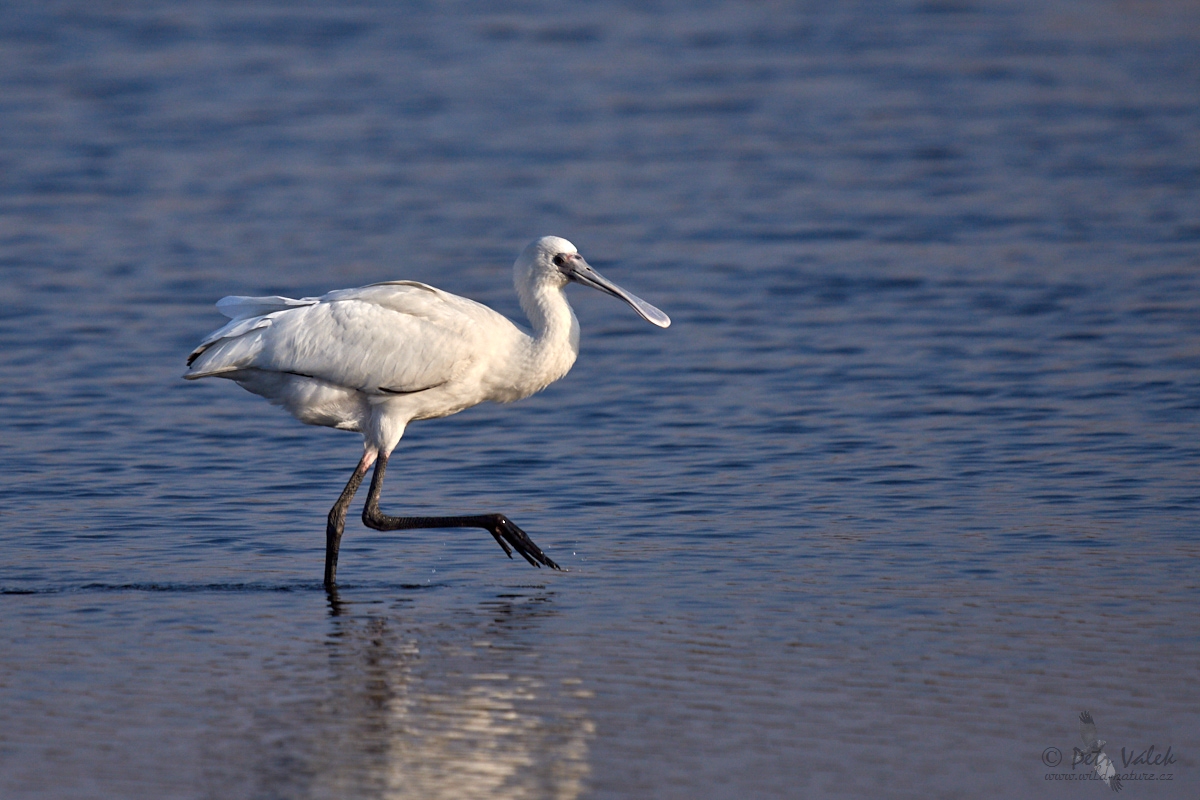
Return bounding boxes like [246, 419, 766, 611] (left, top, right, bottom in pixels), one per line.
[313, 589, 593, 799]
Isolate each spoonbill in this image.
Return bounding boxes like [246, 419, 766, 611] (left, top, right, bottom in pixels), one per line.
[185, 236, 669, 587]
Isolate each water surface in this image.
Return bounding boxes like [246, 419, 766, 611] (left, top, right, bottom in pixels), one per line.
[2, 1, 1198, 797]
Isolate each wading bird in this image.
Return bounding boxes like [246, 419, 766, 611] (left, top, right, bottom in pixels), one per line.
[185, 236, 669, 587]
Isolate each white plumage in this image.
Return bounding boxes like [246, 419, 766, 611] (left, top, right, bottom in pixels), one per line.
[185, 236, 669, 587]
[1078, 712, 1122, 792]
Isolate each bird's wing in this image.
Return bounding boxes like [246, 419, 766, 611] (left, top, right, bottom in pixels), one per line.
[216, 295, 317, 321]
[1079, 711, 1100, 750]
[186, 295, 319, 370]
[1093, 750, 1122, 791]
[187, 282, 504, 394]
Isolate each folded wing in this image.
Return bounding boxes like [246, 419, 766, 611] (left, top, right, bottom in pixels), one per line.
[185, 281, 495, 395]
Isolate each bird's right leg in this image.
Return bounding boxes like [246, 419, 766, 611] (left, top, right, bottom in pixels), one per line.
[325, 451, 375, 589]
[362, 452, 562, 570]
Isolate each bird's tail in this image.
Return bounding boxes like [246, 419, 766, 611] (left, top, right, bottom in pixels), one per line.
[186, 295, 319, 377]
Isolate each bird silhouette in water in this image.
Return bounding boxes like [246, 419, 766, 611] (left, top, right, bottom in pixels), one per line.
[185, 236, 669, 587]
[1079, 711, 1122, 792]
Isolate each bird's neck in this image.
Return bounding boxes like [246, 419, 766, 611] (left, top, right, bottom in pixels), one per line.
[513, 280, 580, 397]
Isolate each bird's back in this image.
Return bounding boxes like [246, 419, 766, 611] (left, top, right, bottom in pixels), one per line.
[186, 281, 528, 429]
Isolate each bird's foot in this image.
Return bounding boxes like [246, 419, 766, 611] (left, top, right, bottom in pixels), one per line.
[485, 514, 563, 571]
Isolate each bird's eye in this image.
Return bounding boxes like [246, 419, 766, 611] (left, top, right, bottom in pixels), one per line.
[552, 254, 568, 267]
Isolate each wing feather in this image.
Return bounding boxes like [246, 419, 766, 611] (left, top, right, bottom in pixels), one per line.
[186, 282, 504, 395]
[216, 295, 316, 321]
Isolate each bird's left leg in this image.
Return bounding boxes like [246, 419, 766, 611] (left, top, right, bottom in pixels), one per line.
[361, 452, 561, 570]
[325, 450, 375, 589]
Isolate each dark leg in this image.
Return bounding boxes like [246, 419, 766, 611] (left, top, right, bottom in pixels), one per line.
[325, 454, 372, 589]
[361, 452, 562, 570]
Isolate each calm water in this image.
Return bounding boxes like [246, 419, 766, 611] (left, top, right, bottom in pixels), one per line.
[2, 1, 1199, 797]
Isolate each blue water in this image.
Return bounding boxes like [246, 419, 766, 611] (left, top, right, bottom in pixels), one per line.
[2, 1, 1198, 797]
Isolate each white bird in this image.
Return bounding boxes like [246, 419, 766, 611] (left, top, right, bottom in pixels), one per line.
[185, 236, 669, 587]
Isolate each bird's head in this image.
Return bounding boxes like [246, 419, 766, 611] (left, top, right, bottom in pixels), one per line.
[516, 235, 577, 290]
[515, 236, 670, 328]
